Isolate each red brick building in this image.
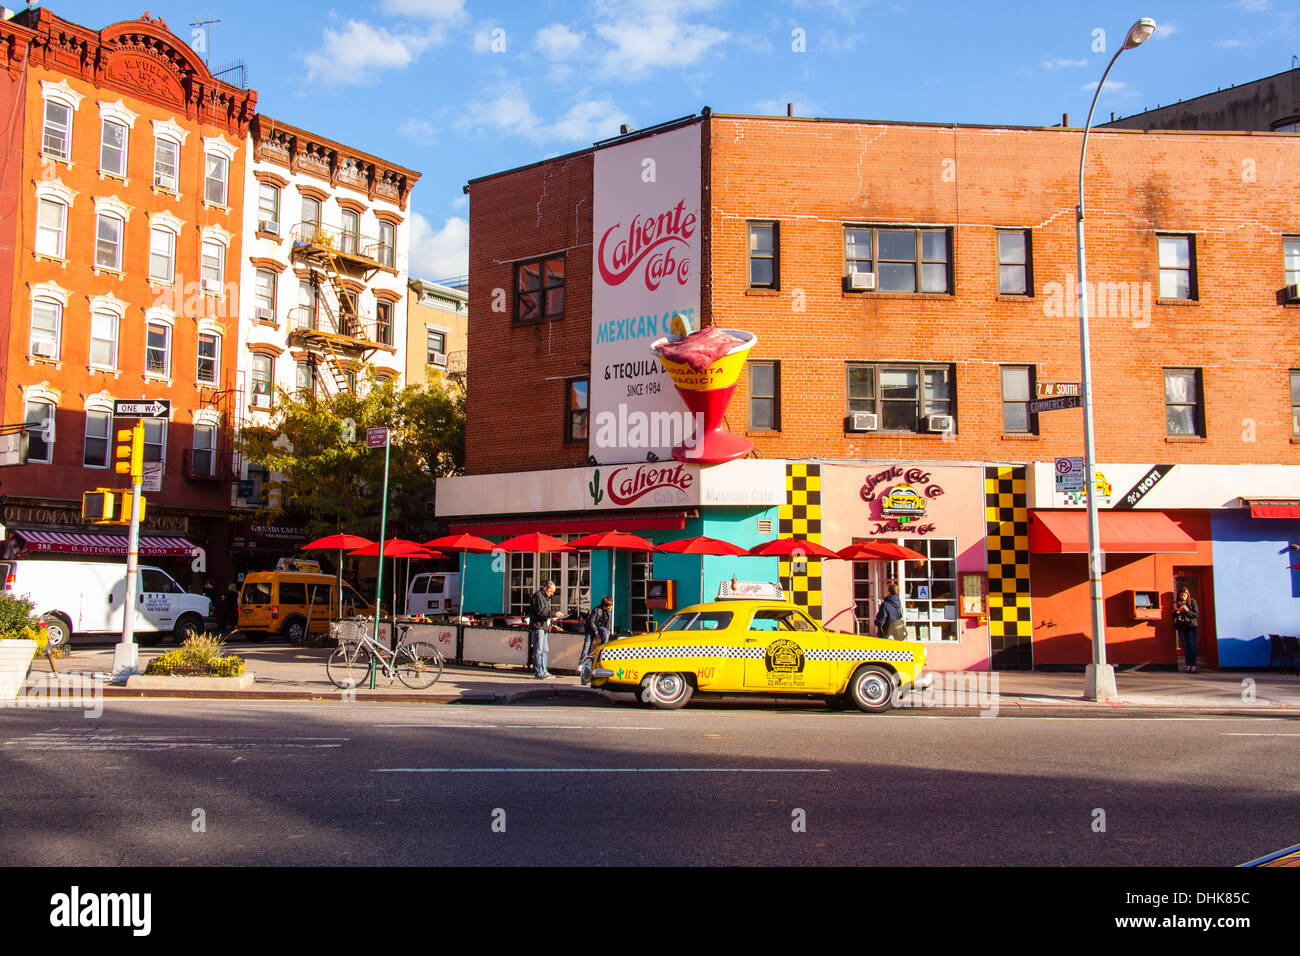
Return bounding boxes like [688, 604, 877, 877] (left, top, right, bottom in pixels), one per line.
[0, 8, 256, 586]
[445, 111, 1300, 671]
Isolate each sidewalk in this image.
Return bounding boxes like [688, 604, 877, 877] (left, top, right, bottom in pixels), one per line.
[23, 644, 1300, 715]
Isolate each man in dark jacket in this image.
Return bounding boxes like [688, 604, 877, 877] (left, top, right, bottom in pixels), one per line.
[583, 596, 612, 665]
[529, 580, 557, 679]
[874, 583, 904, 639]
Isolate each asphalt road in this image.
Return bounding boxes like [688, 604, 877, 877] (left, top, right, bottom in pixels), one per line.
[2, 698, 1296, 867]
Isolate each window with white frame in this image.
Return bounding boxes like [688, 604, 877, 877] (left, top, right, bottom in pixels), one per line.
[83, 407, 112, 468]
[89, 310, 119, 368]
[507, 542, 590, 619]
[191, 423, 216, 476]
[375, 300, 393, 346]
[35, 198, 67, 258]
[341, 209, 359, 255]
[200, 239, 224, 289]
[251, 354, 274, 408]
[153, 137, 179, 189]
[849, 538, 957, 642]
[142, 417, 166, 465]
[1284, 237, 1300, 296]
[149, 227, 176, 283]
[196, 333, 219, 385]
[426, 328, 446, 364]
[301, 196, 321, 236]
[377, 221, 395, 267]
[25, 399, 55, 464]
[29, 298, 61, 359]
[254, 269, 276, 316]
[42, 100, 72, 160]
[145, 322, 171, 377]
[257, 183, 280, 233]
[297, 279, 318, 330]
[100, 119, 127, 177]
[95, 213, 124, 271]
[295, 361, 316, 397]
[204, 152, 228, 205]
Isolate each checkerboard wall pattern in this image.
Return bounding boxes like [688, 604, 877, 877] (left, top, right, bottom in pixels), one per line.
[779, 462, 823, 621]
[984, 465, 1033, 669]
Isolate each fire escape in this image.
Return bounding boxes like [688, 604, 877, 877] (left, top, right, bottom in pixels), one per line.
[287, 222, 396, 396]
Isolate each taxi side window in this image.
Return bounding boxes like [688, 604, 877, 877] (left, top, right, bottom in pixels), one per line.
[280, 582, 307, 605]
[310, 586, 332, 606]
[748, 613, 781, 632]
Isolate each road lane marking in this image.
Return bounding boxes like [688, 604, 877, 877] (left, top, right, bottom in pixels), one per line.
[371, 767, 834, 773]
[374, 723, 663, 730]
[1221, 732, 1300, 736]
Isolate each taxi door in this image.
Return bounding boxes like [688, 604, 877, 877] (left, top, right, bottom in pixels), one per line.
[742, 608, 832, 691]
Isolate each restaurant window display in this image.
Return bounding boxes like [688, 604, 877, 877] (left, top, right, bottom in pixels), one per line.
[507, 539, 590, 618]
[850, 538, 958, 642]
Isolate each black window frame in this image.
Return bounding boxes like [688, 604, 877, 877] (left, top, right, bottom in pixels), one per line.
[1163, 367, 1205, 437]
[1156, 233, 1198, 301]
[996, 228, 1033, 296]
[748, 360, 780, 431]
[844, 362, 957, 434]
[999, 364, 1038, 435]
[564, 377, 588, 444]
[514, 255, 565, 324]
[747, 220, 779, 289]
[1291, 370, 1300, 438]
[843, 225, 953, 294]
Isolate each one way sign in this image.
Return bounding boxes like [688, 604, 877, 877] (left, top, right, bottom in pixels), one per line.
[113, 399, 171, 418]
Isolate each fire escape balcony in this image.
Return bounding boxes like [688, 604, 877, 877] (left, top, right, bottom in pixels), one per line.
[289, 222, 394, 274]
[286, 307, 396, 354]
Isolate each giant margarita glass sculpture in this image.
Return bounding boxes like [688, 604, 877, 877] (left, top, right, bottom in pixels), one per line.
[650, 319, 757, 463]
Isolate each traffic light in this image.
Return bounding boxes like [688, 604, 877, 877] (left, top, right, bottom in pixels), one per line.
[81, 489, 146, 525]
[114, 422, 144, 483]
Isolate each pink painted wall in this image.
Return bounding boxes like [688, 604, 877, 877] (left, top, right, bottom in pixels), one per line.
[820, 463, 990, 671]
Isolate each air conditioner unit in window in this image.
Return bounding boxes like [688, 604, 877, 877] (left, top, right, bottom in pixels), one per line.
[30, 340, 57, 359]
[254, 307, 274, 321]
[430, 352, 447, 367]
[202, 278, 222, 294]
[927, 414, 955, 434]
[259, 219, 278, 234]
[154, 173, 176, 190]
[848, 412, 878, 432]
[1288, 282, 1300, 301]
[846, 272, 876, 291]
[252, 393, 271, 409]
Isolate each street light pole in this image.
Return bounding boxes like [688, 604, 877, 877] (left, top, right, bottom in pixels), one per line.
[1077, 17, 1156, 702]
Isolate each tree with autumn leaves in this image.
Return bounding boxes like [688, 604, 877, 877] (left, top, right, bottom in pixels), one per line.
[236, 370, 465, 540]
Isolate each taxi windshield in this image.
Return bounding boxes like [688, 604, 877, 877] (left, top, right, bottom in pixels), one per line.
[661, 611, 733, 631]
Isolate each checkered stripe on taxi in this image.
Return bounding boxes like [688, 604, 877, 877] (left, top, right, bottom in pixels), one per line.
[805, 648, 916, 662]
[600, 645, 764, 660]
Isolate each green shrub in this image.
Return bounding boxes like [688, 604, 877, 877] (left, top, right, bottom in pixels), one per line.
[0, 592, 41, 644]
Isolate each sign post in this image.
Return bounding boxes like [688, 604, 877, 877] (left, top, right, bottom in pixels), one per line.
[366, 426, 391, 689]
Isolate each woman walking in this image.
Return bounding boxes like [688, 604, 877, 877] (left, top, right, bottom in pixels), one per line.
[1174, 586, 1199, 673]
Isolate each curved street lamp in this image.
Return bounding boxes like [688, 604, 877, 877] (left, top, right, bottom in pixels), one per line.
[1077, 18, 1156, 702]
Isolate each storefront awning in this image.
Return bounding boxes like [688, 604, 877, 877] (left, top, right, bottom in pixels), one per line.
[449, 510, 690, 536]
[1029, 511, 1197, 554]
[1241, 498, 1300, 519]
[14, 530, 199, 557]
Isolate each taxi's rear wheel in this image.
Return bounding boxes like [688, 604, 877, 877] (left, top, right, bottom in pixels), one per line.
[643, 672, 693, 710]
[848, 664, 896, 713]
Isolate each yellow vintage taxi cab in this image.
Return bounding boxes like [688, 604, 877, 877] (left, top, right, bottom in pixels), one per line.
[583, 589, 931, 712]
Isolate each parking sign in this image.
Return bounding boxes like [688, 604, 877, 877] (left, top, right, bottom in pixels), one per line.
[365, 427, 389, 448]
[1055, 456, 1084, 493]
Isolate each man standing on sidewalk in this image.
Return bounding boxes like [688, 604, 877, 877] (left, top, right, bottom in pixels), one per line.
[529, 580, 558, 679]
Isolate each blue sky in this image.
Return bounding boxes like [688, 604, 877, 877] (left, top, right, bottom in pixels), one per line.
[31, 0, 1300, 280]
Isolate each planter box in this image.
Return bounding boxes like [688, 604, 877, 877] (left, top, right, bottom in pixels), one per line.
[0, 639, 38, 700]
[125, 672, 256, 690]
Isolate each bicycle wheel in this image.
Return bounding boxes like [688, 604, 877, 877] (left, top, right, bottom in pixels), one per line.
[326, 643, 373, 690]
[395, 642, 443, 689]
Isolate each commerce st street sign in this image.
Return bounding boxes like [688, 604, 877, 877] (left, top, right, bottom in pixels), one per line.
[1029, 395, 1083, 413]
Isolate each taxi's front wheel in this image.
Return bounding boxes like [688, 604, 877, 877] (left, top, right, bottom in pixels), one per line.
[642, 672, 693, 710]
[848, 664, 896, 713]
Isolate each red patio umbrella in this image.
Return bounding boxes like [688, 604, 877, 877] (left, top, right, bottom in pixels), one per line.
[837, 541, 928, 562]
[747, 538, 842, 560]
[568, 531, 659, 631]
[301, 533, 373, 611]
[496, 532, 578, 554]
[424, 533, 497, 619]
[656, 535, 752, 604]
[350, 539, 444, 618]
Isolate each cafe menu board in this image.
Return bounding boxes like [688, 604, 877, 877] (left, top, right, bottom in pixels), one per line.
[960, 572, 988, 617]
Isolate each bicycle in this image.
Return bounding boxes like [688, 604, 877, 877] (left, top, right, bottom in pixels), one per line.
[326, 622, 444, 690]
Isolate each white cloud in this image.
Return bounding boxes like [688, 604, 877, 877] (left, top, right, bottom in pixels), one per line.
[409, 213, 468, 282]
[380, 0, 467, 19]
[472, 24, 508, 54]
[534, 24, 585, 60]
[1234, 0, 1269, 11]
[1154, 22, 1177, 39]
[399, 118, 438, 144]
[451, 195, 468, 210]
[453, 85, 542, 139]
[1215, 37, 1249, 48]
[594, 0, 728, 77]
[303, 20, 435, 85]
[547, 99, 632, 143]
[455, 85, 631, 145]
[1080, 79, 1136, 99]
[1041, 57, 1088, 70]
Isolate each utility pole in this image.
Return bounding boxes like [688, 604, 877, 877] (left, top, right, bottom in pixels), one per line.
[111, 421, 145, 680]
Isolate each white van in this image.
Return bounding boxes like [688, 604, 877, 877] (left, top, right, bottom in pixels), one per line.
[406, 572, 461, 617]
[0, 559, 210, 648]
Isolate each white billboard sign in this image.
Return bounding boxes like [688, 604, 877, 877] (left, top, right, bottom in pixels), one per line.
[590, 121, 702, 463]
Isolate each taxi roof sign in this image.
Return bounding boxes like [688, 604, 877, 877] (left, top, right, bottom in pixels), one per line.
[716, 580, 785, 601]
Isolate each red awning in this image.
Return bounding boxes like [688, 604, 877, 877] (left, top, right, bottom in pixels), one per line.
[1243, 499, 1300, 519]
[449, 511, 689, 536]
[1029, 511, 1197, 554]
[15, 530, 199, 557]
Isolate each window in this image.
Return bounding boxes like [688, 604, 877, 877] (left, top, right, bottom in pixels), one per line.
[94, 213, 123, 271]
[844, 226, 951, 293]
[1292, 370, 1300, 438]
[201, 239, 225, 288]
[375, 301, 393, 346]
[153, 137, 179, 189]
[43, 100, 72, 160]
[145, 322, 171, 377]
[89, 310, 118, 368]
[84, 408, 112, 468]
[297, 280, 318, 329]
[846, 363, 955, 432]
[850, 538, 957, 641]
[426, 329, 446, 364]
[191, 424, 215, 476]
[1000, 365, 1037, 434]
[1285, 238, 1300, 297]
[251, 354, 274, 408]
[748, 221, 778, 288]
[142, 417, 166, 465]
[377, 221, 395, 267]
[204, 152, 228, 205]
[29, 299, 61, 359]
[341, 209, 359, 255]
[24, 399, 55, 464]
[257, 183, 280, 232]
[749, 361, 779, 430]
[1164, 368, 1204, 436]
[515, 256, 564, 322]
[340, 290, 359, 337]
[507, 538, 590, 618]
[1157, 234, 1196, 300]
[565, 378, 588, 443]
[254, 269, 276, 315]
[149, 227, 176, 283]
[301, 196, 321, 236]
[997, 229, 1031, 295]
[196, 333, 219, 385]
[35, 198, 67, 258]
[295, 361, 316, 397]
[100, 119, 127, 177]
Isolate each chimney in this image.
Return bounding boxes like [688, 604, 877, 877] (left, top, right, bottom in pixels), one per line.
[787, 103, 794, 117]
[619, 124, 634, 135]
[1062, 112, 1069, 127]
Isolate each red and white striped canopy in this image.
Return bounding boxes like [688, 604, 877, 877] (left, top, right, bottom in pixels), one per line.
[15, 530, 199, 557]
